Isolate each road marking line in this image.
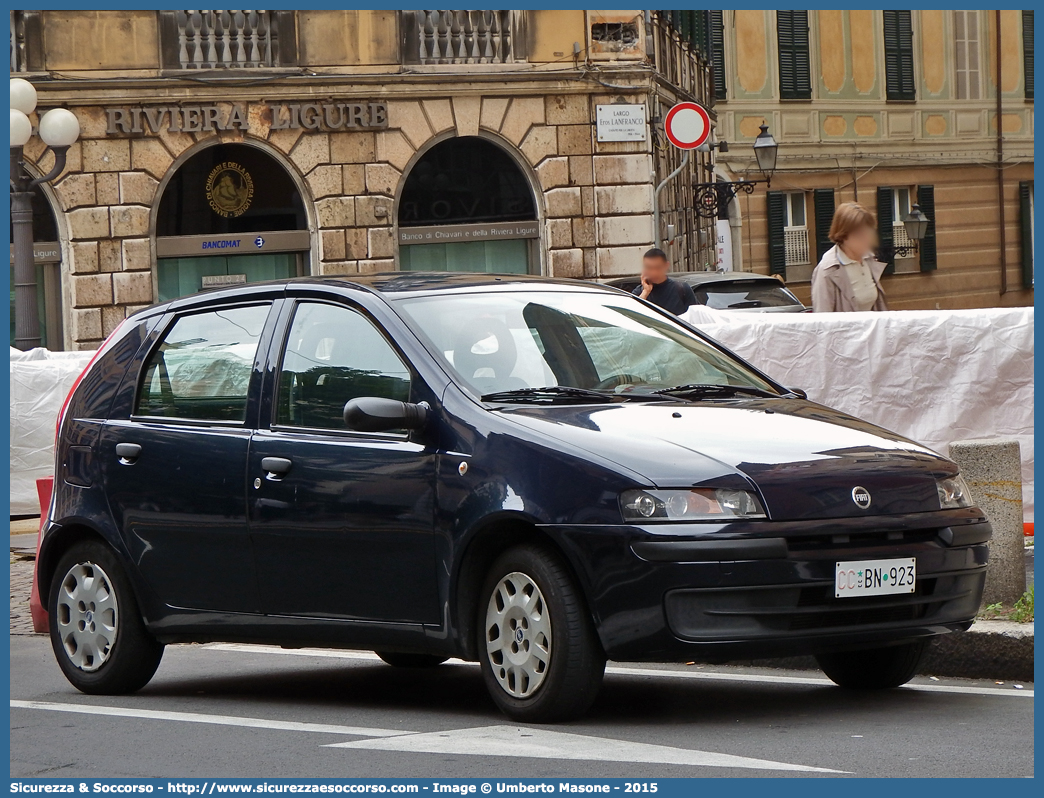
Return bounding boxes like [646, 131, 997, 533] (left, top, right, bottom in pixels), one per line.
[326, 724, 846, 773]
[10, 698, 843, 772]
[9, 699, 407, 737]
[203, 643, 1034, 698]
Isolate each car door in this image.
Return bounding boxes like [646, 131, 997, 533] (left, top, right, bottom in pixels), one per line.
[98, 301, 274, 614]
[248, 298, 440, 623]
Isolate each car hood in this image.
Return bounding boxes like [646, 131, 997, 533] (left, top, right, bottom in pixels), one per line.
[494, 399, 953, 520]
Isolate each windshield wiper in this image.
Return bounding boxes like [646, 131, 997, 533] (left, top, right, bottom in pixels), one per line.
[653, 383, 780, 399]
[481, 386, 619, 404]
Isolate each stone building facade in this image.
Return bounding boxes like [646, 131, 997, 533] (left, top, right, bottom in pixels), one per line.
[10, 9, 718, 349]
[712, 9, 1034, 310]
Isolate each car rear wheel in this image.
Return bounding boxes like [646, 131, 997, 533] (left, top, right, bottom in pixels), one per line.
[375, 652, 448, 668]
[48, 541, 164, 694]
[816, 640, 926, 689]
[477, 544, 604, 722]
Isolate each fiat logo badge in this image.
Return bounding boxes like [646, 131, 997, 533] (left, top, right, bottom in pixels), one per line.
[851, 486, 872, 509]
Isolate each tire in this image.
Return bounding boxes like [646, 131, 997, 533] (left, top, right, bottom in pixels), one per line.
[375, 652, 448, 668]
[48, 540, 164, 695]
[477, 544, 605, 723]
[816, 640, 926, 689]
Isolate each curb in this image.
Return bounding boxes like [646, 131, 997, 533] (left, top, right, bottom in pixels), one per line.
[745, 621, 1034, 682]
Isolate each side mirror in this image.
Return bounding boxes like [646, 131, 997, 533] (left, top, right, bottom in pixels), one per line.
[343, 397, 429, 433]
[785, 387, 807, 400]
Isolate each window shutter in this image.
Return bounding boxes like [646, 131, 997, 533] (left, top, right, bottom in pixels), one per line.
[777, 11, 811, 100]
[1019, 181, 1034, 288]
[812, 189, 836, 262]
[876, 186, 895, 274]
[1024, 11, 1035, 99]
[767, 191, 787, 277]
[710, 10, 727, 100]
[916, 184, 937, 272]
[883, 10, 916, 101]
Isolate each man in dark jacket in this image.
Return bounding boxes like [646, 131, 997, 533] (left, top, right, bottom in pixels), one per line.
[632, 248, 697, 315]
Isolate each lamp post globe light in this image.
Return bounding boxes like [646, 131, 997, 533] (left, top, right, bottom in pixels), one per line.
[9, 78, 79, 350]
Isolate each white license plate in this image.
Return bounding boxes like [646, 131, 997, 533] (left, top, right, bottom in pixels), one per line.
[835, 557, 916, 598]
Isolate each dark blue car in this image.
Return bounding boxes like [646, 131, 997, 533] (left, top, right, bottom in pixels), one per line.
[42, 273, 990, 722]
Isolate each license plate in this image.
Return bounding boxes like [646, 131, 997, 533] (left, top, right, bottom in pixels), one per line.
[835, 557, 916, 598]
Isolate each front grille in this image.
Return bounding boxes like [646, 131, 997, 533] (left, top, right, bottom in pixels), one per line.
[787, 528, 940, 552]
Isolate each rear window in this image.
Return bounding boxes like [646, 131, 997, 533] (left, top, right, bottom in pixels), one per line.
[136, 304, 270, 422]
[695, 280, 802, 310]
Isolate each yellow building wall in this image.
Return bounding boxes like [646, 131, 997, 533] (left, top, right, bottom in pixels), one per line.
[297, 11, 399, 66]
[527, 10, 587, 62]
[41, 11, 159, 70]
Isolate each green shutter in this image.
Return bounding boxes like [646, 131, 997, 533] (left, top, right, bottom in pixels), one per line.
[1019, 181, 1034, 288]
[883, 11, 915, 101]
[710, 10, 726, 100]
[777, 11, 811, 100]
[917, 184, 937, 272]
[813, 189, 836, 262]
[767, 191, 787, 277]
[876, 186, 895, 274]
[1024, 11, 1034, 100]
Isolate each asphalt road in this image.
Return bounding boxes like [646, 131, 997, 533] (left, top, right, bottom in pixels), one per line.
[9, 635, 1033, 779]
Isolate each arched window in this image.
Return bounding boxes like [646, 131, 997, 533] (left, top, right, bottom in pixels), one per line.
[398, 137, 538, 274]
[154, 144, 310, 301]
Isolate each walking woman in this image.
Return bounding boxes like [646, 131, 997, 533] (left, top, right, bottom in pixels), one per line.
[811, 202, 888, 312]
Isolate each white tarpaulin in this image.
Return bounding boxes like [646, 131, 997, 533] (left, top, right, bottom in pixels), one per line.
[10, 347, 94, 516]
[682, 306, 1034, 520]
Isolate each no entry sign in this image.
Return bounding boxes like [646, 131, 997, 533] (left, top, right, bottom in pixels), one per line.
[663, 102, 711, 150]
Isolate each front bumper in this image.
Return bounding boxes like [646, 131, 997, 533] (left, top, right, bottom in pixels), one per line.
[549, 507, 990, 662]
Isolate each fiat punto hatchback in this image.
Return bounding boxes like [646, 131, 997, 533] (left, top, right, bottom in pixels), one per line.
[42, 273, 990, 722]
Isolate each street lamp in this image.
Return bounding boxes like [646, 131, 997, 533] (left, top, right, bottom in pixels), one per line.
[751, 123, 778, 180]
[876, 203, 932, 260]
[692, 123, 779, 220]
[10, 77, 80, 350]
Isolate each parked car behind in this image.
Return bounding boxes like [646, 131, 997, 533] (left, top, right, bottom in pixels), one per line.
[41, 273, 988, 722]
[606, 270, 807, 312]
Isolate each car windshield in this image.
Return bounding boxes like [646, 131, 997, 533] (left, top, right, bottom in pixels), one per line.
[695, 280, 802, 309]
[394, 289, 777, 398]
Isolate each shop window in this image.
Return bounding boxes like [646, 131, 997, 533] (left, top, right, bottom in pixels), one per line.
[398, 137, 535, 227]
[156, 144, 305, 237]
[954, 11, 981, 100]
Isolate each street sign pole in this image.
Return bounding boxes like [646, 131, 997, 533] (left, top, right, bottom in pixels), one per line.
[652, 101, 711, 251]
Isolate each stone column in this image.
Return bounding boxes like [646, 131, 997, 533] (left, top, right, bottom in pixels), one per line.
[948, 438, 1026, 606]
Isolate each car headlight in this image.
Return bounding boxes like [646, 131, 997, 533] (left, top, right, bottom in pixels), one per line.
[937, 474, 973, 509]
[620, 488, 766, 522]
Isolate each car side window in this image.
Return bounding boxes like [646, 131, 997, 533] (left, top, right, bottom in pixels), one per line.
[136, 304, 270, 422]
[276, 302, 411, 430]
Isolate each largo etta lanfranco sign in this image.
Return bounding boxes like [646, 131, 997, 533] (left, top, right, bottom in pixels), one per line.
[104, 101, 389, 135]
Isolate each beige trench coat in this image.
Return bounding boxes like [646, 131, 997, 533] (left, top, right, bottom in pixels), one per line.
[810, 244, 888, 312]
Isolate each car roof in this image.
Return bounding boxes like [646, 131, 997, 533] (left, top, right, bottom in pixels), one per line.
[608, 271, 785, 286]
[133, 272, 622, 318]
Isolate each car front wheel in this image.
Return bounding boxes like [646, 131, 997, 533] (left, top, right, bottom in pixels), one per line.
[478, 544, 604, 722]
[48, 541, 164, 694]
[816, 640, 926, 689]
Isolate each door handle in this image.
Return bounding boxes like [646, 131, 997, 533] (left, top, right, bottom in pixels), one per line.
[115, 442, 142, 465]
[261, 456, 292, 480]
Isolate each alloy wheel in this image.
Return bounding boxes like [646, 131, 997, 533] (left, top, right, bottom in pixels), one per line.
[55, 561, 119, 672]
[484, 571, 552, 698]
